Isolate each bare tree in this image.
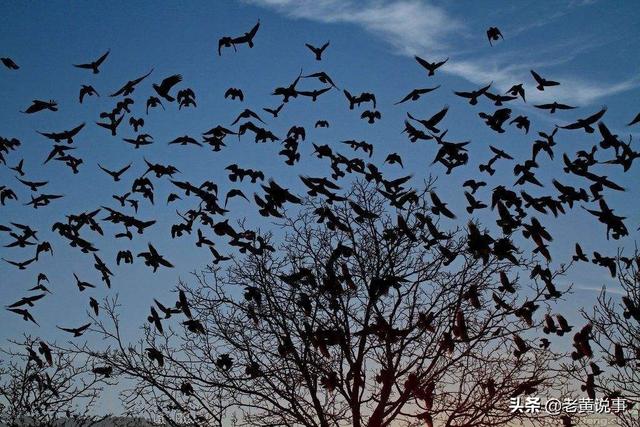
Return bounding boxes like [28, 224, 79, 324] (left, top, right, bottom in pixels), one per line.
[0, 336, 113, 427]
[571, 253, 640, 427]
[80, 180, 567, 426]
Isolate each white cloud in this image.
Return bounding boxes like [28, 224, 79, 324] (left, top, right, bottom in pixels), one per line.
[246, 0, 639, 105]
[245, 0, 461, 54]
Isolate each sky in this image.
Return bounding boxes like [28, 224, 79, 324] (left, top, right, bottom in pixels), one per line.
[0, 0, 639, 417]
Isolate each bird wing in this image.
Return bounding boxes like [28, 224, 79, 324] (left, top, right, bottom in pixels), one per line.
[161, 74, 182, 90]
[94, 49, 110, 67]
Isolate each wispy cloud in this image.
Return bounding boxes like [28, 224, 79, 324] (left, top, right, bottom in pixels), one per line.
[245, 0, 461, 54]
[246, 0, 639, 105]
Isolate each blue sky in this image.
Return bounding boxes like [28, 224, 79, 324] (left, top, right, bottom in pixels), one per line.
[0, 0, 639, 414]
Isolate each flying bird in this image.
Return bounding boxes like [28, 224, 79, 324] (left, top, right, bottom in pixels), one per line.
[486, 27, 504, 46]
[305, 41, 330, 60]
[530, 70, 560, 91]
[414, 56, 448, 76]
[153, 74, 182, 102]
[73, 49, 110, 74]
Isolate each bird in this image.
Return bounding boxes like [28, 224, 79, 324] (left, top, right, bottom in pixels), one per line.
[153, 74, 182, 102]
[73, 273, 96, 292]
[98, 163, 131, 182]
[224, 88, 244, 101]
[486, 27, 503, 46]
[385, 153, 403, 168]
[21, 100, 58, 114]
[361, 110, 381, 124]
[505, 84, 526, 102]
[530, 70, 560, 91]
[305, 41, 330, 60]
[73, 49, 110, 74]
[394, 86, 440, 105]
[3, 257, 37, 270]
[454, 83, 492, 105]
[414, 56, 448, 76]
[534, 102, 575, 114]
[79, 85, 99, 103]
[57, 323, 91, 337]
[627, 112, 640, 126]
[37, 123, 86, 144]
[407, 106, 448, 133]
[1, 57, 19, 70]
[557, 107, 607, 133]
[10, 159, 25, 176]
[138, 243, 174, 272]
[430, 191, 456, 219]
[218, 20, 260, 55]
[263, 104, 284, 117]
[110, 69, 154, 97]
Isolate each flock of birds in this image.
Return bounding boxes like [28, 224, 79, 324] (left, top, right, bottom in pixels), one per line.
[1, 20, 640, 414]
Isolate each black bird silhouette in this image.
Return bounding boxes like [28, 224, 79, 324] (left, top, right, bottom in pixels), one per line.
[225, 87, 244, 101]
[486, 27, 503, 46]
[37, 123, 86, 144]
[506, 83, 526, 102]
[79, 85, 99, 103]
[231, 20, 260, 49]
[454, 83, 492, 105]
[534, 102, 576, 114]
[478, 108, 511, 133]
[123, 134, 154, 149]
[153, 74, 182, 102]
[1, 57, 19, 70]
[38, 341, 53, 365]
[89, 297, 99, 316]
[395, 86, 440, 105]
[146, 347, 164, 366]
[407, 106, 448, 133]
[219, 20, 261, 55]
[73, 273, 96, 292]
[298, 87, 331, 102]
[430, 191, 456, 219]
[16, 177, 48, 192]
[0, 187, 18, 205]
[3, 257, 37, 270]
[509, 115, 530, 133]
[385, 153, 403, 168]
[10, 159, 25, 176]
[98, 163, 131, 181]
[96, 114, 124, 136]
[263, 104, 283, 117]
[305, 41, 330, 60]
[414, 56, 448, 76]
[57, 323, 91, 337]
[463, 179, 486, 194]
[138, 243, 174, 272]
[557, 107, 607, 133]
[361, 110, 381, 124]
[7, 293, 46, 309]
[176, 289, 193, 319]
[73, 50, 110, 74]
[147, 307, 164, 334]
[7, 308, 38, 325]
[129, 117, 144, 132]
[572, 243, 589, 262]
[485, 91, 517, 106]
[21, 100, 58, 114]
[169, 135, 202, 147]
[627, 112, 640, 126]
[303, 71, 338, 88]
[110, 69, 153, 97]
[530, 70, 560, 91]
